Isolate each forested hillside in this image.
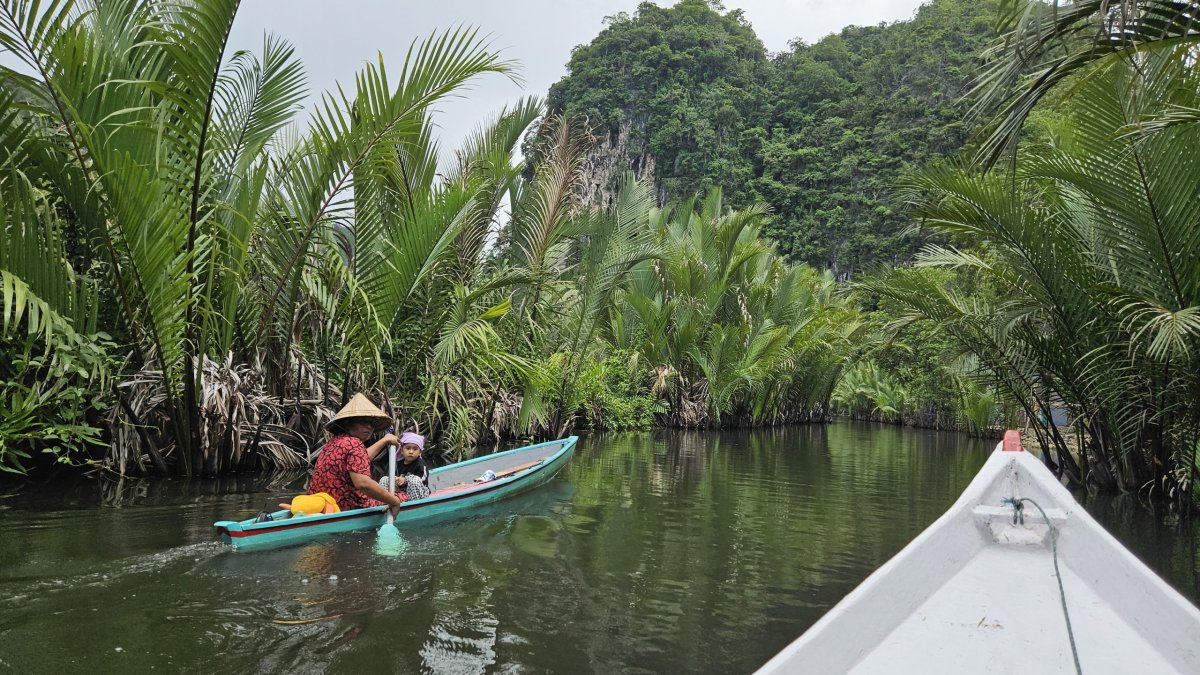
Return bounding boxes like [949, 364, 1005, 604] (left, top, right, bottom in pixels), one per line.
[546, 0, 997, 275]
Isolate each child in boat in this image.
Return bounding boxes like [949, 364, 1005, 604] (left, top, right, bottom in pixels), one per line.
[307, 393, 404, 514]
[379, 431, 431, 501]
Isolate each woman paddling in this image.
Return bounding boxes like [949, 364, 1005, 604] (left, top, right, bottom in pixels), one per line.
[307, 393, 404, 514]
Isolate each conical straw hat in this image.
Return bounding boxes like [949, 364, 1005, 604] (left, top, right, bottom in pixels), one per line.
[327, 393, 391, 431]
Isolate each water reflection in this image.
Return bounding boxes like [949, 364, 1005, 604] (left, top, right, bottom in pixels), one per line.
[0, 423, 1194, 674]
[93, 469, 312, 507]
[1078, 492, 1200, 602]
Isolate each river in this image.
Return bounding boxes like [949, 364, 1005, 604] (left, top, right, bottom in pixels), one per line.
[0, 423, 1196, 673]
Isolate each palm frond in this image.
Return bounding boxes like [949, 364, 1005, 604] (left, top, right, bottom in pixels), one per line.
[975, 0, 1200, 165]
[256, 27, 515, 341]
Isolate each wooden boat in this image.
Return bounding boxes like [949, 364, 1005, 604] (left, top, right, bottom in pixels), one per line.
[214, 436, 577, 552]
[757, 430, 1200, 674]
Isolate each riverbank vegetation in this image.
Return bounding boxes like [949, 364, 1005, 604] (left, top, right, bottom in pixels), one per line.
[545, 0, 1032, 437]
[0, 0, 857, 476]
[1, 0, 1198, 509]
[867, 0, 1200, 504]
[545, 0, 1200, 505]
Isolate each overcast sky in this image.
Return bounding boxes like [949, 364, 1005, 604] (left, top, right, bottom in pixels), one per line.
[228, 1, 928, 156]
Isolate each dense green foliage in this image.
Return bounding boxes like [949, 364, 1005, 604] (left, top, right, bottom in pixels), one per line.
[547, 0, 998, 274]
[551, 0, 1200, 509]
[974, 0, 1200, 164]
[611, 190, 857, 427]
[0, 163, 114, 472]
[547, 1, 771, 205]
[4, 0, 1197, 513]
[865, 37, 1200, 504]
[0, 0, 858, 475]
[833, 269, 1017, 436]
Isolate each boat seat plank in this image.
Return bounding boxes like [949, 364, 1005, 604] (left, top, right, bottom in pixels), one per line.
[971, 504, 1068, 524]
[427, 443, 562, 491]
[428, 460, 546, 498]
[972, 505, 1070, 545]
[486, 459, 544, 479]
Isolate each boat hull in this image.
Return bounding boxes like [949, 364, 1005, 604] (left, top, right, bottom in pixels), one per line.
[756, 431, 1200, 674]
[215, 436, 577, 552]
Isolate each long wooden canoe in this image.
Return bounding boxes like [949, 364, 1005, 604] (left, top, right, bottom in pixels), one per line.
[215, 436, 577, 552]
[757, 430, 1200, 674]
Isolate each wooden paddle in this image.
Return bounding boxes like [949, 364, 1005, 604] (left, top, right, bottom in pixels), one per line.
[447, 459, 548, 488]
[385, 443, 397, 525]
[375, 443, 404, 556]
[475, 459, 545, 481]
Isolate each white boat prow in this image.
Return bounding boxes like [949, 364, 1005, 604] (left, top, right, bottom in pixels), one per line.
[757, 431, 1200, 674]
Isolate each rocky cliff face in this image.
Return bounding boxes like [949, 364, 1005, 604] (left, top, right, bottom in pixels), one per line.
[576, 116, 660, 210]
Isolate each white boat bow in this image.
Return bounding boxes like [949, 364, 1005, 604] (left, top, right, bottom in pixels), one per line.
[756, 431, 1200, 674]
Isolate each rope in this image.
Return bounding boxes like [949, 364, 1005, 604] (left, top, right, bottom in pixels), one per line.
[1003, 497, 1083, 675]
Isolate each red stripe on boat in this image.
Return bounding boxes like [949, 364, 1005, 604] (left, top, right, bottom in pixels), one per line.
[222, 508, 383, 537]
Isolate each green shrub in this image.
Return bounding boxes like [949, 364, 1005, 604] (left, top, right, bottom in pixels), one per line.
[0, 330, 114, 474]
[548, 350, 664, 432]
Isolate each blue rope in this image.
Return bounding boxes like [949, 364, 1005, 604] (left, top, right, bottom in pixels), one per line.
[1004, 497, 1083, 675]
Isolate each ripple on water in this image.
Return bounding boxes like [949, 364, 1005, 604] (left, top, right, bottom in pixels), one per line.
[0, 540, 226, 600]
[18, 425, 1167, 675]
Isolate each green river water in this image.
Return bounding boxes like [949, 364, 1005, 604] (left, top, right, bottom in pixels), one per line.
[1, 422, 1197, 673]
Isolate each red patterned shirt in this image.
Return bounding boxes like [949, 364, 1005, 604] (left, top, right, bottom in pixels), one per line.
[308, 434, 374, 510]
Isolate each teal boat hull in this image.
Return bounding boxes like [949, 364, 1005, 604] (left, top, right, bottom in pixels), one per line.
[214, 436, 577, 552]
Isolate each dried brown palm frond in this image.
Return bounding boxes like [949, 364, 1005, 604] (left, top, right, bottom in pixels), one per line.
[508, 113, 598, 274]
[489, 389, 525, 441]
[690, 379, 712, 427]
[107, 352, 340, 475]
[108, 366, 172, 476]
[650, 364, 677, 398]
[667, 376, 710, 428]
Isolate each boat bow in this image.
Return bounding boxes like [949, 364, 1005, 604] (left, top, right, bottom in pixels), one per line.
[757, 431, 1200, 674]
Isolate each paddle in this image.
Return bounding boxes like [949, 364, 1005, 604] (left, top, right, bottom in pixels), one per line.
[385, 442, 397, 525]
[374, 442, 405, 556]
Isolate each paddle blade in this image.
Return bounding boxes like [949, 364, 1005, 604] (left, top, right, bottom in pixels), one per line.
[374, 522, 406, 557]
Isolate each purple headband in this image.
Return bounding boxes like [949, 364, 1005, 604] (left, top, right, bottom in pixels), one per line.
[399, 431, 425, 451]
